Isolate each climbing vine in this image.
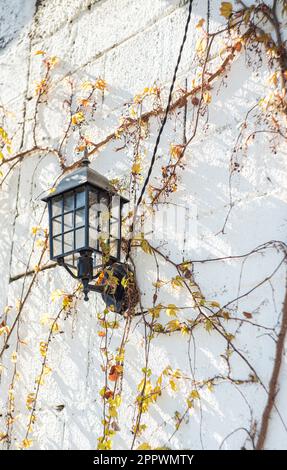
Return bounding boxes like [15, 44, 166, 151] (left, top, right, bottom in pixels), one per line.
[0, 0, 287, 451]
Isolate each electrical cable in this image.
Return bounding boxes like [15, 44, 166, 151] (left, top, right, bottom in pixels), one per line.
[135, 0, 194, 210]
[125, 0, 194, 261]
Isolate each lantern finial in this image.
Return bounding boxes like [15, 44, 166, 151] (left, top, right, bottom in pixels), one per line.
[81, 147, 90, 167]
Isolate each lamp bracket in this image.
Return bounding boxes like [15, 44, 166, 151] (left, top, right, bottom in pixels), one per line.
[58, 253, 133, 314]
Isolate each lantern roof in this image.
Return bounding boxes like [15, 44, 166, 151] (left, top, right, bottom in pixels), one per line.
[42, 158, 129, 202]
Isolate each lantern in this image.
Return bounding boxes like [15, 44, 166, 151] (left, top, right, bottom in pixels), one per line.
[42, 157, 131, 312]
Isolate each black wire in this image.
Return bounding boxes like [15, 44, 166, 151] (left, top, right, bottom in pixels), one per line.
[135, 0, 194, 210]
[125, 0, 194, 263]
[207, 0, 210, 35]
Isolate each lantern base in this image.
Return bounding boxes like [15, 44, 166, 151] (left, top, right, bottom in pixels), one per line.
[88, 262, 132, 313]
[58, 252, 136, 314]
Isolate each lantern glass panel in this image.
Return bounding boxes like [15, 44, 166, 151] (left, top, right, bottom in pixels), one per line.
[63, 230, 73, 253]
[99, 194, 110, 241]
[88, 190, 99, 249]
[52, 216, 62, 236]
[64, 193, 74, 213]
[49, 182, 124, 262]
[75, 227, 85, 250]
[52, 197, 62, 217]
[110, 195, 120, 237]
[51, 196, 63, 258]
[76, 191, 85, 208]
[88, 189, 110, 252]
[75, 208, 85, 228]
[50, 188, 88, 259]
[110, 196, 121, 258]
[63, 211, 73, 232]
[53, 235, 62, 257]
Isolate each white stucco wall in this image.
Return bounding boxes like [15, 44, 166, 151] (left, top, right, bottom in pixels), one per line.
[0, 0, 287, 450]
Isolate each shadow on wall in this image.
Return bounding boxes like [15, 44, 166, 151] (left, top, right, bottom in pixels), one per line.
[0, 0, 36, 51]
[1, 0, 287, 451]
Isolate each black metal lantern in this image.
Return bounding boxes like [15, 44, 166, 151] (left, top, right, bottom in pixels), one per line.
[42, 157, 131, 312]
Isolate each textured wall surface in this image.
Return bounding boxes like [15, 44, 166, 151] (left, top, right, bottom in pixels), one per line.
[0, 0, 287, 450]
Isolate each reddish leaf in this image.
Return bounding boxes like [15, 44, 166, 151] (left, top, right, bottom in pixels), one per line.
[108, 365, 123, 382]
[243, 311, 252, 319]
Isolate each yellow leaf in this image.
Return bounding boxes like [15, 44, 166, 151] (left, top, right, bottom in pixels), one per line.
[43, 365, 52, 375]
[22, 438, 33, 449]
[34, 50, 45, 55]
[181, 325, 190, 336]
[244, 9, 251, 24]
[187, 399, 193, 408]
[191, 389, 200, 399]
[51, 289, 63, 302]
[220, 2, 232, 19]
[148, 304, 162, 319]
[62, 295, 73, 310]
[269, 72, 278, 86]
[52, 322, 60, 333]
[226, 333, 235, 342]
[203, 91, 212, 104]
[95, 78, 107, 91]
[166, 304, 178, 317]
[11, 352, 17, 363]
[34, 264, 40, 273]
[210, 300, 220, 308]
[0, 127, 11, 145]
[172, 369, 182, 379]
[35, 375, 45, 385]
[196, 18, 205, 29]
[97, 438, 112, 450]
[108, 406, 118, 418]
[47, 56, 59, 68]
[167, 319, 180, 331]
[171, 276, 184, 288]
[31, 226, 40, 235]
[157, 374, 163, 387]
[170, 144, 184, 160]
[26, 393, 35, 410]
[169, 379, 177, 392]
[35, 238, 45, 248]
[114, 394, 121, 407]
[141, 239, 153, 255]
[39, 341, 48, 358]
[195, 38, 207, 56]
[207, 381, 214, 392]
[131, 162, 142, 175]
[35, 79, 48, 96]
[81, 81, 94, 90]
[0, 324, 10, 336]
[72, 111, 85, 125]
[205, 318, 213, 333]
[137, 443, 151, 450]
[129, 106, 137, 118]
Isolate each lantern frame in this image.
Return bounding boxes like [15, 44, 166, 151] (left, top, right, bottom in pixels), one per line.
[42, 158, 132, 312]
